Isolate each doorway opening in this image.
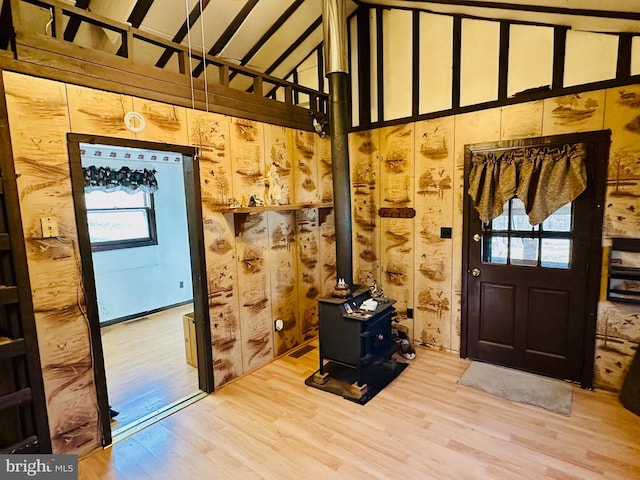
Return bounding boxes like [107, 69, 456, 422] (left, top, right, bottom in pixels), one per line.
[67, 134, 213, 445]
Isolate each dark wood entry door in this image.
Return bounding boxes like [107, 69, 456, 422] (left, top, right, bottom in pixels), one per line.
[462, 132, 609, 388]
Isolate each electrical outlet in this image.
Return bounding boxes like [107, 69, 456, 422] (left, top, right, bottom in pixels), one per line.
[179, 281, 184, 288]
[407, 308, 414, 319]
[40, 217, 59, 238]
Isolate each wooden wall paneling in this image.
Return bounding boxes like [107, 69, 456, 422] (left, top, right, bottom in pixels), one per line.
[318, 135, 333, 203]
[2, 72, 100, 455]
[131, 97, 188, 145]
[263, 124, 294, 206]
[500, 101, 544, 140]
[66, 85, 135, 138]
[414, 117, 455, 350]
[379, 123, 414, 335]
[595, 302, 640, 390]
[201, 209, 242, 388]
[541, 90, 606, 136]
[453, 109, 502, 353]
[318, 209, 336, 297]
[595, 84, 640, 391]
[602, 85, 640, 239]
[236, 212, 273, 372]
[293, 130, 319, 204]
[230, 117, 265, 206]
[296, 208, 321, 340]
[349, 130, 381, 286]
[186, 110, 232, 208]
[267, 210, 300, 356]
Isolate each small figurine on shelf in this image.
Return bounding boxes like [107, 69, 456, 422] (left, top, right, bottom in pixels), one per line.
[228, 197, 242, 209]
[248, 195, 264, 207]
[333, 278, 351, 298]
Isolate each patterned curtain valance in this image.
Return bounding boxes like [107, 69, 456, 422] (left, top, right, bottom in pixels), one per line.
[83, 166, 159, 194]
[468, 143, 587, 225]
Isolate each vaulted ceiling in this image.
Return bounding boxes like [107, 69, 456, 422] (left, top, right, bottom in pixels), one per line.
[4, 0, 640, 94]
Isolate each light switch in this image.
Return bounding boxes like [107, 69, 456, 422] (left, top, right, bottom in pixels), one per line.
[40, 217, 59, 238]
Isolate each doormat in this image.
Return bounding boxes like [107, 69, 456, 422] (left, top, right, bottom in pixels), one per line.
[620, 348, 640, 417]
[458, 362, 573, 415]
[305, 358, 409, 405]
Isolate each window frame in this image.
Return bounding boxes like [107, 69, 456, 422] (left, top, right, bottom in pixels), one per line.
[86, 190, 158, 252]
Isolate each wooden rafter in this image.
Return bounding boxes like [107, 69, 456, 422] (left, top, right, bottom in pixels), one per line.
[63, 0, 91, 42]
[155, 0, 211, 69]
[191, 0, 260, 78]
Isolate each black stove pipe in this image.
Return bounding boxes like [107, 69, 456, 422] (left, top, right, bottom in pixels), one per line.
[323, 0, 353, 290]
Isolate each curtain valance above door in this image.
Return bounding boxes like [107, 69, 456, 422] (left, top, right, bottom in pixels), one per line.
[83, 165, 159, 194]
[467, 143, 587, 226]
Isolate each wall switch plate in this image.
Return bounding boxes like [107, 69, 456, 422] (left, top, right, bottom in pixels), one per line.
[40, 217, 59, 238]
[440, 227, 452, 239]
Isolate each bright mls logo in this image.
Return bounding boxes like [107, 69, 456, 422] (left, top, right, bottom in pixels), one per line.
[0, 455, 77, 480]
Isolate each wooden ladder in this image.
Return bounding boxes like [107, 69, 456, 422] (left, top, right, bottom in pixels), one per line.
[0, 71, 51, 454]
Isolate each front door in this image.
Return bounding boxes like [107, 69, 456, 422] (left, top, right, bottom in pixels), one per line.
[462, 131, 609, 388]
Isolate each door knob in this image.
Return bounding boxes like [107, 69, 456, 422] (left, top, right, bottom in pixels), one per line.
[473, 233, 481, 242]
[471, 267, 481, 277]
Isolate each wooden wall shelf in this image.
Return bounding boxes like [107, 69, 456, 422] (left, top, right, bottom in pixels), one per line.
[216, 203, 333, 214]
[217, 203, 334, 236]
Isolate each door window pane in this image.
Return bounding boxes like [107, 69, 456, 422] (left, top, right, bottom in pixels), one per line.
[510, 237, 539, 266]
[541, 239, 572, 268]
[541, 203, 572, 232]
[481, 198, 573, 269]
[510, 198, 539, 231]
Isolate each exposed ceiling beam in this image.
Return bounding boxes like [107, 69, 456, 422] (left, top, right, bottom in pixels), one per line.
[265, 16, 322, 76]
[127, 0, 155, 27]
[63, 0, 91, 42]
[356, 0, 640, 21]
[191, 0, 260, 78]
[241, 0, 305, 67]
[155, 0, 212, 69]
[115, 0, 154, 56]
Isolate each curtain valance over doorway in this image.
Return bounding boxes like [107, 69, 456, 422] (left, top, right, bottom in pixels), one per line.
[467, 143, 587, 226]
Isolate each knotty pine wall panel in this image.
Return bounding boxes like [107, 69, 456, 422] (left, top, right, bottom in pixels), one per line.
[350, 130, 381, 287]
[131, 97, 188, 144]
[379, 124, 414, 335]
[267, 210, 300, 355]
[230, 117, 265, 205]
[414, 117, 454, 349]
[235, 212, 274, 372]
[318, 209, 336, 297]
[318, 135, 333, 204]
[293, 130, 319, 204]
[186, 110, 233, 208]
[201, 209, 242, 388]
[67, 85, 135, 138]
[263, 124, 294, 205]
[297, 208, 321, 340]
[3, 72, 100, 456]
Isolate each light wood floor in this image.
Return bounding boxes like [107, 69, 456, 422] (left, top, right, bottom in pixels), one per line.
[101, 304, 200, 430]
[79, 341, 640, 480]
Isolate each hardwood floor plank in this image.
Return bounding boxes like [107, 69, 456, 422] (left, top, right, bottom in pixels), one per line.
[79, 342, 640, 480]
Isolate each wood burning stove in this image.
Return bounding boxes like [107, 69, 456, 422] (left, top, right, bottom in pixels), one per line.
[316, 286, 397, 396]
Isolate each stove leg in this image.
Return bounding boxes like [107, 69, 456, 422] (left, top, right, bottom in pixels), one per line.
[350, 382, 368, 399]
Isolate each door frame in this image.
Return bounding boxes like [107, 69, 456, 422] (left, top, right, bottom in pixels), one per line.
[461, 130, 610, 389]
[67, 134, 213, 446]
